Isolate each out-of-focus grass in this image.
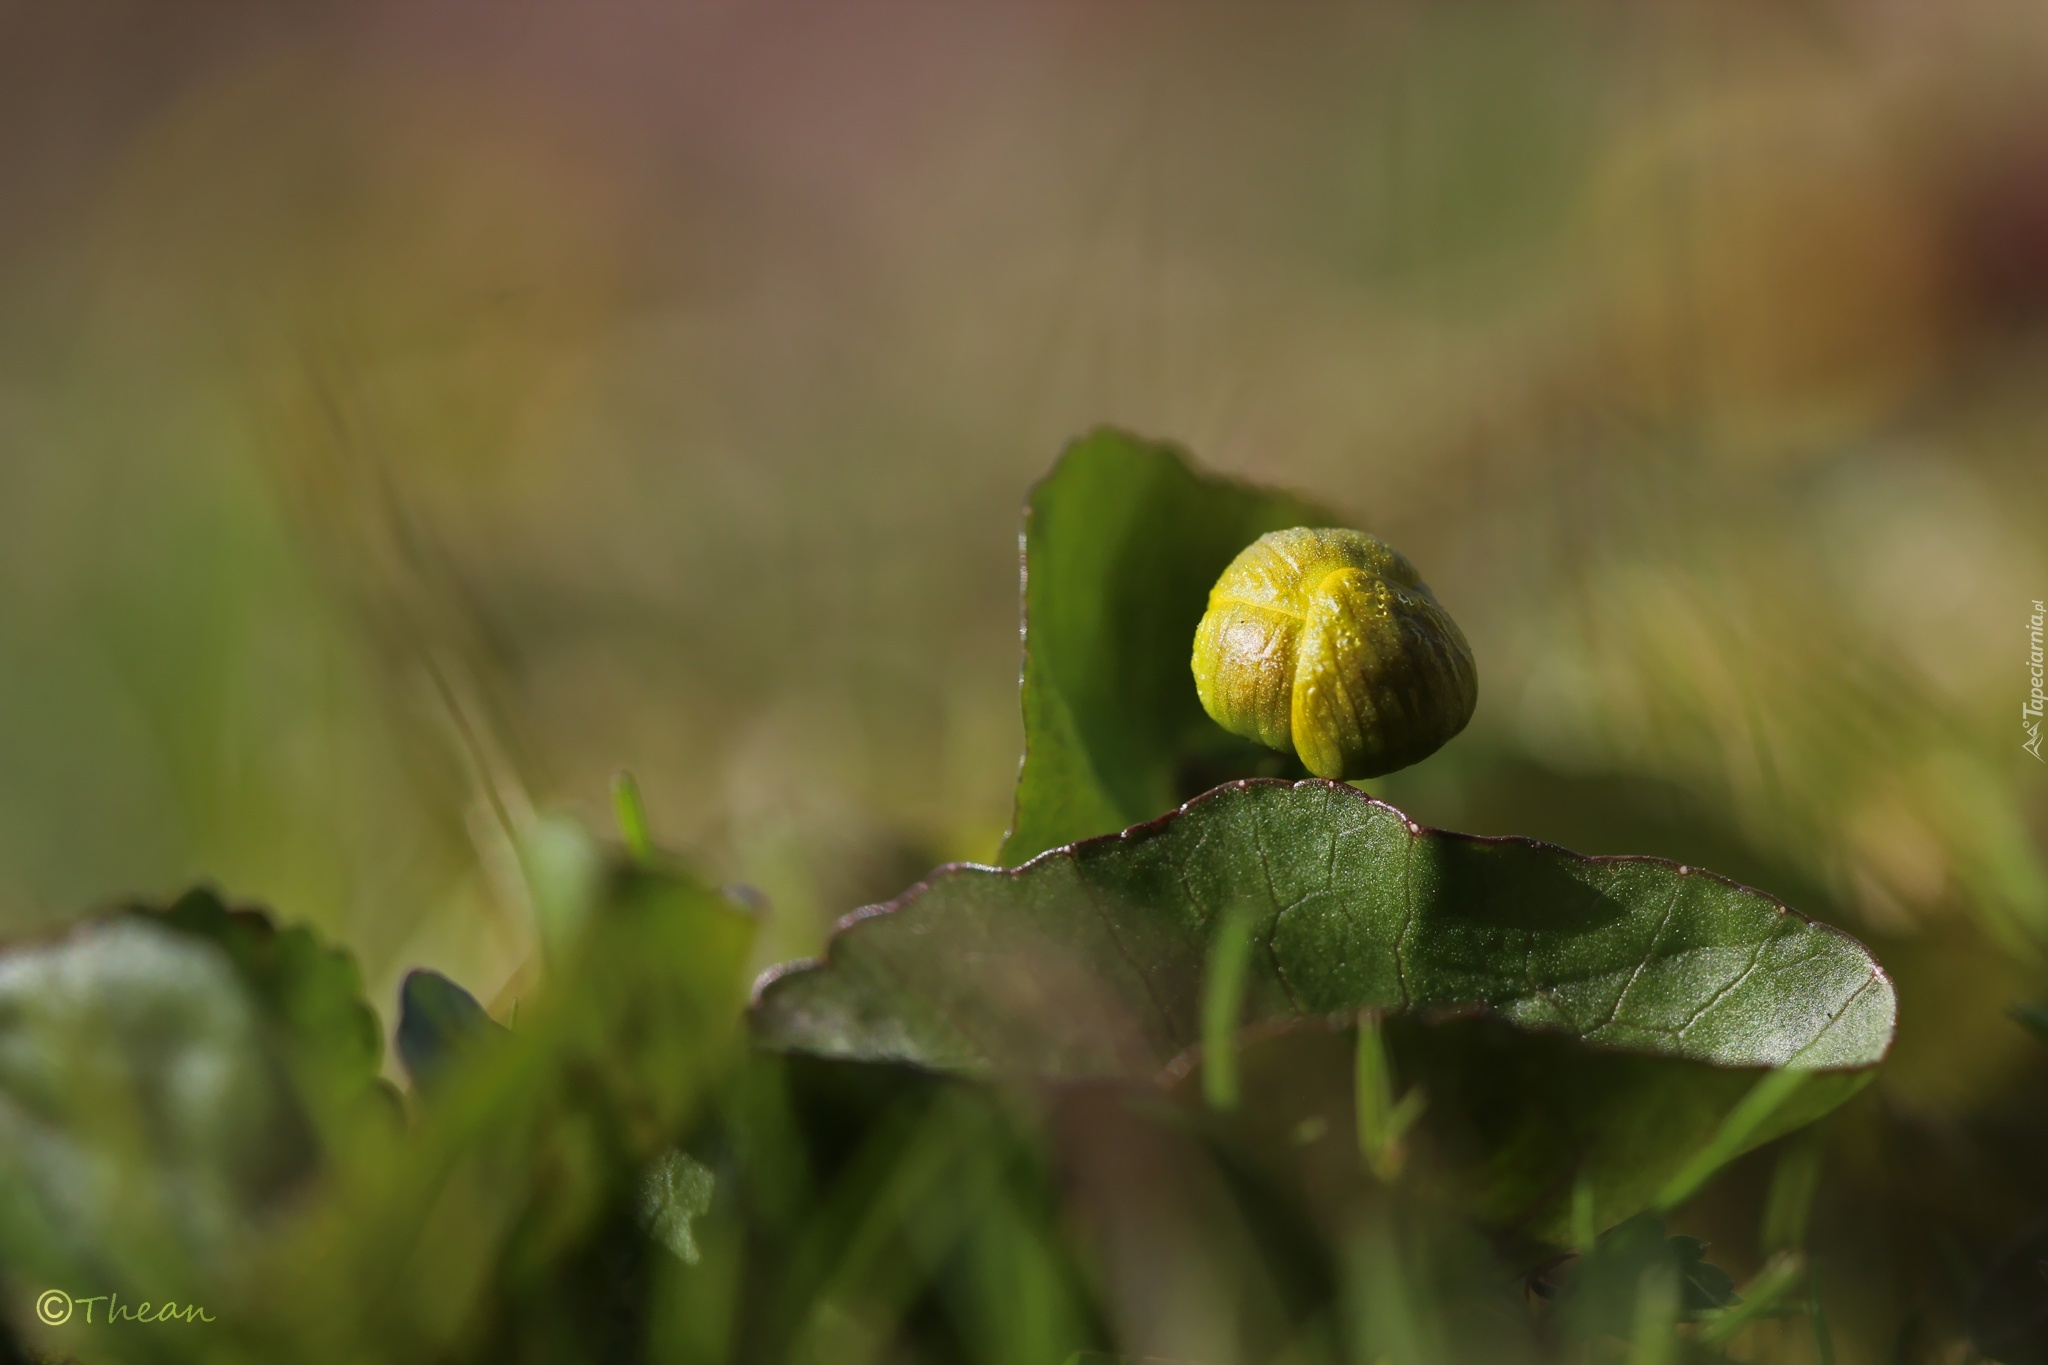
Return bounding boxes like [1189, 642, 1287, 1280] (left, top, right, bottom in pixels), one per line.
[2, 0, 2040, 985]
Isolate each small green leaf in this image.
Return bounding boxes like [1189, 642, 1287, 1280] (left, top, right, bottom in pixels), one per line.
[1562, 1212, 1738, 1343]
[639, 1148, 716, 1264]
[1000, 429, 1332, 864]
[395, 968, 506, 1093]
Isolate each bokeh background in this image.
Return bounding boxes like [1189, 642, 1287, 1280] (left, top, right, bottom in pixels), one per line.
[2, 7, 2046, 1333]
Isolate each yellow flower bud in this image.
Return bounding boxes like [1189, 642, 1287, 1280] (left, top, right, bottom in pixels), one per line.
[1191, 527, 1476, 780]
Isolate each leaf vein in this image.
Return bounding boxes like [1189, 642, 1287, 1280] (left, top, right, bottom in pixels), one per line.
[1677, 933, 1775, 1037]
[1597, 876, 1686, 1033]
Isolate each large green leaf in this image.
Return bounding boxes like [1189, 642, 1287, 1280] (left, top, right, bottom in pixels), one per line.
[999, 429, 1333, 864]
[755, 779, 1894, 1230]
[768, 780, 1892, 1077]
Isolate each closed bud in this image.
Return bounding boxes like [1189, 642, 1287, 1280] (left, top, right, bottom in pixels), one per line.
[1191, 527, 1476, 780]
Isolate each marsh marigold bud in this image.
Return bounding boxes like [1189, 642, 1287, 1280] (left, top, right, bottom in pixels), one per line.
[1191, 527, 1477, 780]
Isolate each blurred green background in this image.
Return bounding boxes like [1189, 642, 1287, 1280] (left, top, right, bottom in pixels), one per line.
[1, 0, 2045, 1242]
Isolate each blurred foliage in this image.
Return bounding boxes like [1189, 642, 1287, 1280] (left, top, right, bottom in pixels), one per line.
[0, 435, 1983, 1365]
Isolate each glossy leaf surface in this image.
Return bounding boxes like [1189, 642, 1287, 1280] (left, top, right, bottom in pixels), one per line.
[767, 780, 1894, 1080]
[759, 779, 1893, 1232]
